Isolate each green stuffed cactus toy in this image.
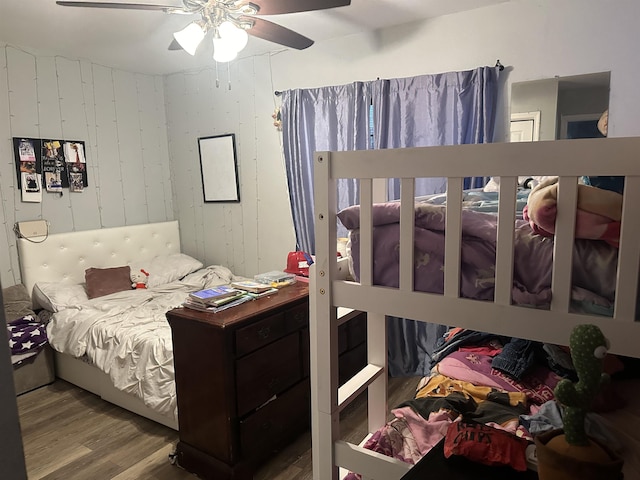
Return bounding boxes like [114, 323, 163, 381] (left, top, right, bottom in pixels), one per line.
[535, 324, 624, 480]
[554, 324, 609, 446]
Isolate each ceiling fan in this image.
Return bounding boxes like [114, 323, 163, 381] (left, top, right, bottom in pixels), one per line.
[55, 0, 352, 62]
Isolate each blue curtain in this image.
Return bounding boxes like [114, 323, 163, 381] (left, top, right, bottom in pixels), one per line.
[373, 66, 500, 199]
[281, 66, 500, 377]
[281, 83, 371, 254]
[371, 66, 500, 376]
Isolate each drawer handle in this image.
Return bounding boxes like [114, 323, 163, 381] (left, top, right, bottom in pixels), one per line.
[258, 327, 271, 339]
[260, 422, 272, 431]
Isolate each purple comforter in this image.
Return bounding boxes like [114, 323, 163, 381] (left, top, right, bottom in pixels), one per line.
[337, 203, 618, 311]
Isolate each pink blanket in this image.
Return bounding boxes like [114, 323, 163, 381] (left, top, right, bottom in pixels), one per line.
[524, 177, 623, 247]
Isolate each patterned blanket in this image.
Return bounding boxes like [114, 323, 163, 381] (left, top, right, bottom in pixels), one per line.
[8, 314, 48, 355]
[338, 202, 618, 312]
[524, 177, 623, 247]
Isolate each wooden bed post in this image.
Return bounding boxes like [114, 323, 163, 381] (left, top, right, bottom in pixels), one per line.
[311, 151, 341, 480]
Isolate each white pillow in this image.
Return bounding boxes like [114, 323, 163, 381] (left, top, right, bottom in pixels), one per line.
[33, 282, 89, 312]
[483, 176, 557, 192]
[130, 253, 204, 288]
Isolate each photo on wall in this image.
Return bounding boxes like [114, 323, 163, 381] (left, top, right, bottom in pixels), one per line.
[20, 171, 42, 203]
[63, 140, 88, 190]
[42, 139, 68, 191]
[13, 137, 88, 197]
[12, 137, 41, 188]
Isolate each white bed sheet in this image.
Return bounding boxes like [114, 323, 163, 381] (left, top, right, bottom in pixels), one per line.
[45, 265, 236, 420]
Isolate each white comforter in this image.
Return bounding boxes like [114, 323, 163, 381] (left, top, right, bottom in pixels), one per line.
[46, 265, 236, 420]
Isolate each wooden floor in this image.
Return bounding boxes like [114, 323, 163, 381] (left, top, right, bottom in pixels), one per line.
[17, 376, 421, 480]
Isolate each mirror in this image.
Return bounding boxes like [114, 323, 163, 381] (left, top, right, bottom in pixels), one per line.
[510, 72, 610, 141]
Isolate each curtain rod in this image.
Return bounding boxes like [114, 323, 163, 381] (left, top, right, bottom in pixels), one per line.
[275, 61, 505, 95]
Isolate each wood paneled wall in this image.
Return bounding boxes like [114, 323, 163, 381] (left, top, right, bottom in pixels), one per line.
[164, 55, 296, 277]
[0, 45, 173, 288]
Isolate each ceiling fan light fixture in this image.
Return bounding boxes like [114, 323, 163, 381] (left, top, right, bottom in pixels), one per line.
[173, 22, 205, 56]
[218, 21, 249, 52]
[213, 37, 239, 63]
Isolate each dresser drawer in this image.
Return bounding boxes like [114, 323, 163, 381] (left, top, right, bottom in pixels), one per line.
[236, 333, 302, 416]
[235, 311, 287, 357]
[240, 378, 310, 461]
[284, 302, 308, 330]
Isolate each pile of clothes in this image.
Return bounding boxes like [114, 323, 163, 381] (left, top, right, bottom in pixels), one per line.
[343, 328, 627, 479]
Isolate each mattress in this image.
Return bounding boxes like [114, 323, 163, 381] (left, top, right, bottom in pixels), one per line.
[45, 265, 236, 419]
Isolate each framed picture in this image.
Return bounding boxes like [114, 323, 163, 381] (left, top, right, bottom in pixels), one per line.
[198, 134, 240, 203]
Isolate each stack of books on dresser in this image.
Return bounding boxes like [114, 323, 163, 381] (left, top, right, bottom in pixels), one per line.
[230, 280, 278, 298]
[183, 285, 253, 313]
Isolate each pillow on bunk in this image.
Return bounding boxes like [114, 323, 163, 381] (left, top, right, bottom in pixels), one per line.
[85, 265, 132, 299]
[33, 282, 90, 312]
[130, 253, 203, 288]
[483, 176, 557, 192]
[2, 283, 36, 322]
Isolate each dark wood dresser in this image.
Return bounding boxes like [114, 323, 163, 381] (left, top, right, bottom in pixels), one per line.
[167, 282, 311, 480]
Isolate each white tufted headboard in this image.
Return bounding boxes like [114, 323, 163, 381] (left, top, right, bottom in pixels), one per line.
[18, 221, 181, 305]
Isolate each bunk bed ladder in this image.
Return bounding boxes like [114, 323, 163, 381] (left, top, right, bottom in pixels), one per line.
[312, 153, 410, 480]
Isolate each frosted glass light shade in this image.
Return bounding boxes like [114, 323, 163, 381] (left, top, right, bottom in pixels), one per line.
[213, 37, 238, 63]
[218, 21, 248, 52]
[173, 22, 205, 56]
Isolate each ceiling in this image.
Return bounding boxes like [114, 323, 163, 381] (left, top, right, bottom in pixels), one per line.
[0, 0, 510, 75]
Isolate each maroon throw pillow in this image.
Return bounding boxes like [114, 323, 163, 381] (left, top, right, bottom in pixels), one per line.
[85, 266, 132, 299]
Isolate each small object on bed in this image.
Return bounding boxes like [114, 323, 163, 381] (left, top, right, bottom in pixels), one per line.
[130, 268, 149, 289]
[524, 177, 623, 247]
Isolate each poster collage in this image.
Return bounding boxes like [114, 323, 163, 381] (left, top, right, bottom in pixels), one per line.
[13, 137, 88, 203]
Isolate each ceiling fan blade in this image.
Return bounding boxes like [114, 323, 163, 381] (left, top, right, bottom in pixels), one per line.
[249, 0, 350, 15]
[55, 1, 179, 12]
[243, 17, 313, 50]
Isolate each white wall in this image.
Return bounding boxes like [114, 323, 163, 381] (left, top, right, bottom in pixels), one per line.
[269, 0, 640, 141]
[164, 56, 295, 277]
[164, 0, 640, 276]
[0, 45, 173, 288]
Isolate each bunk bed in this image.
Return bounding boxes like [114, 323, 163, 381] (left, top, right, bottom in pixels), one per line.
[309, 137, 640, 479]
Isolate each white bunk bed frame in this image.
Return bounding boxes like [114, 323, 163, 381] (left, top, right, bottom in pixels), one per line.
[310, 137, 640, 480]
[17, 220, 182, 430]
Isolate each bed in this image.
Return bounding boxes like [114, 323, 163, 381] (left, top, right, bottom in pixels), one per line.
[17, 220, 236, 430]
[309, 137, 640, 479]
